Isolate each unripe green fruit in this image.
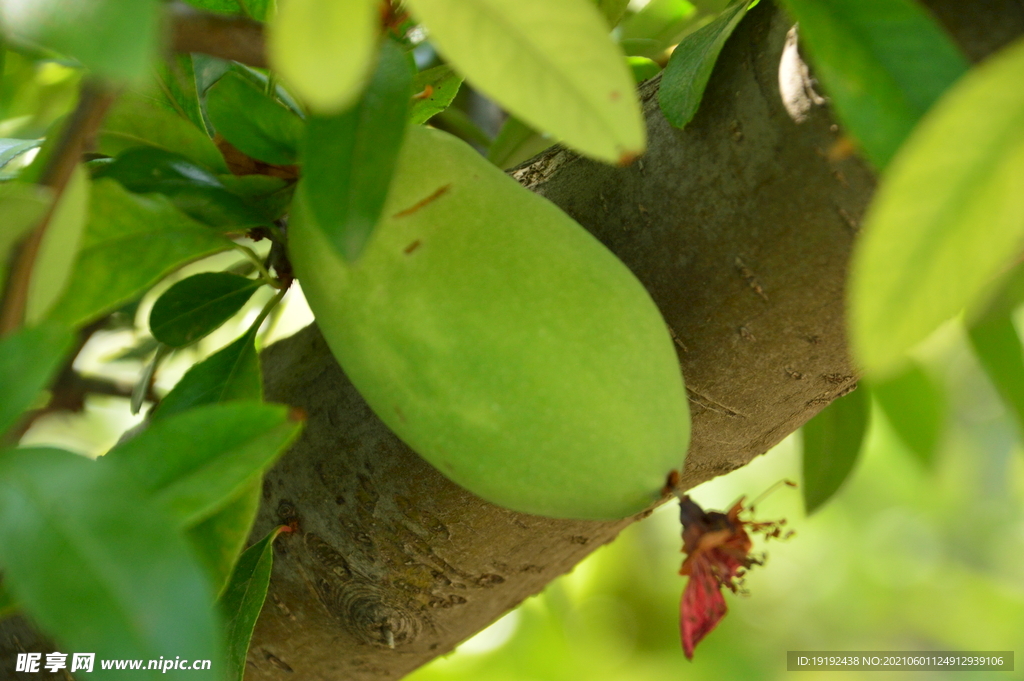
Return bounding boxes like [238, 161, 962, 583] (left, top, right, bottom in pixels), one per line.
[289, 125, 689, 519]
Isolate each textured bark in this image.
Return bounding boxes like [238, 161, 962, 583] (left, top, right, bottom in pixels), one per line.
[242, 2, 1024, 680]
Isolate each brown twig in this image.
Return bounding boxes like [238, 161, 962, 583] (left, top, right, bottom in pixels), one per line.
[0, 82, 115, 336]
[168, 1, 268, 68]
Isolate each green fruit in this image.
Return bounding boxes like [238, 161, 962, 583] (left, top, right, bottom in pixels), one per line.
[289, 125, 689, 519]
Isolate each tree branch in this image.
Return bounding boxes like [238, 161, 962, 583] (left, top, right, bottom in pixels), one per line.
[168, 2, 267, 68]
[0, 82, 114, 336]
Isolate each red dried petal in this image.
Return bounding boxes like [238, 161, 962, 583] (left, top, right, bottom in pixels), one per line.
[680, 554, 728, 660]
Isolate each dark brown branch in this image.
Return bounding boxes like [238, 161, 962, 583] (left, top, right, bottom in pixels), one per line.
[168, 2, 267, 68]
[0, 82, 114, 336]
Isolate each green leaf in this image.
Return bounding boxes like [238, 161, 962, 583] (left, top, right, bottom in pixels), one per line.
[778, 0, 968, 169]
[487, 115, 554, 170]
[97, 147, 269, 227]
[46, 179, 233, 327]
[871, 363, 945, 467]
[594, 0, 630, 28]
[0, 578, 16, 619]
[658, 0, 753, 128]
[207, 72, 303, 166]
[25, 165, 89, 324]
[154, 308, 271, 420]
[971, 261, 1024, 323]
[0, 0, 161, 83]
[155, 54, 208, 134]
[405, 0, 645, 163]
[0, 181, 51, 300]
[802, 386, 869, 514]
[0, 322, 73, 438]
[410, 66, 464, 125]
[302, 40, 412, 262]
[243, 0, 275, 22]
[187, 479, 262, 595]
[99, 91, 229, 173]
[0, 138, 42, 168]
[849, 37, 1024, 378]
[268, 0, 379, 113]
[0, 447, 219, 675]
[969, 315, 1024, 440]
[218, 173, 294, 222]
[150, 272, 263, 348]
[620, 0, 698, 58]
[628, 56, 662, 84]
[106, 401, 300, 526]
[182, 0, 246, 14]
[218, 525, 289, 681]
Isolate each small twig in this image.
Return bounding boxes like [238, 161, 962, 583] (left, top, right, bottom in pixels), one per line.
[0, 81, 115, 336]
[169, 1, 267, 68]
[131, 344, 170, 415]
[231, 242, 281, 288]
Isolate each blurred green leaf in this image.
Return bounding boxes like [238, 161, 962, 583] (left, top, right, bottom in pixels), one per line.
[218, 173, 294, 221]
[0, 322, 73, 438]
[410, 66, 464, 126]
[25, 164, 89, 324]
[971, 261, 1024, 323]
[187, 479, 262, 595]
[154, 304, 273, 420]
[872, 362, 945, 467]
[96, 147, 269, 227]
[0, 447, 219, 675]
[849, 37, 1024, 378]
[594, 0, 630, 28]
[219, 525, 289, 681]
[628, 56, 662, 84]
[620, 0, 698, 58]
[487, 115, 553, 170]
[802, 386, 868, 514]
[182, 0, 245, 14]
[0, 0, 161, 83]
[0, 579, 15, 619]
[268, 0, 379, 113]
[969, 315, 1024, 441]
[155, 54, 208, 133]
[405, 0, 645, 163]
[46, 179, 233, 327]
[106, 401, 300, 526]
[243, 0, 275, 22]
[150, 272, 263, 348]
[658, 0, 752, 128]
[0, 181, 51, 300]
[779, 0, 967, 169]
[99, 91, 229, 173]
[0, 138, 42, 168]
[302, 40, 412, 262]
[207, 72, 303, 166]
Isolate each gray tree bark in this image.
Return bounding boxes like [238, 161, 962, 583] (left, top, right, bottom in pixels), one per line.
[3, 2, 1022, 680]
